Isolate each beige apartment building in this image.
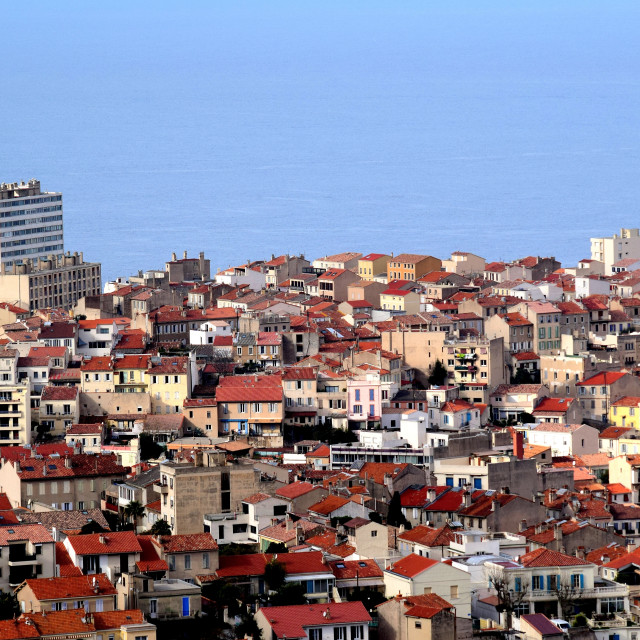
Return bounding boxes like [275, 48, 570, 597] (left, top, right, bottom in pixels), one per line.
[442, 336, 506, 403]
[283, 367, 318, 426]
[156, 452, 259, 534]
[357, 253, 390, 280]
[442, 251, 486, 275]
[39, 386, 79, 437]
[539, 352, 604, 398]
[0, 453, 128, 510]
[381, 330, 447, 387]
[0, 252, 101, 312]
[591, 228, 640, 273]
[0, 348, 31, 446]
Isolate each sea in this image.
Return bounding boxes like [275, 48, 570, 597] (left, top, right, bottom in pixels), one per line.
[1, 1, 639, 283]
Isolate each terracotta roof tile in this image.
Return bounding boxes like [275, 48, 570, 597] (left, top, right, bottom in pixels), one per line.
[66, 531, 142, 555]
[519, 547, 590, 567]
[21, 574, 115, 601]
[387, 553, 439, 578]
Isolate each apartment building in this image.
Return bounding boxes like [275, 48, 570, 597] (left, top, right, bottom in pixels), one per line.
[442, 336, 506, 403]
[0, 348, 31, 446]
[0, 524, 55, 591]
[0, 453, 128, 510]
[357, 253, 390, 280]
[156, 452, 259, 534]
[0, 252, 100, 312]
[0, 179, 63, 268]
[387, 254, 442, 282]
[591, 228, 640, 273]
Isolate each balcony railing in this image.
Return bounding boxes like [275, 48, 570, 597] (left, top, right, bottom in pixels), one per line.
[527, 585, 627, 600]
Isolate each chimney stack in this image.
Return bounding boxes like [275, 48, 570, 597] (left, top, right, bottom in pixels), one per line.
[512, 430, 524, 460]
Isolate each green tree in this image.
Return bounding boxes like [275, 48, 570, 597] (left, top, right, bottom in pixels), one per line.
[348, 588, 387, 610]
[140, 433, 165, 461]
[427, 359, 448, 386]
[513, 368, 534, 384]
[264, 559, 287, 592]
[270, 583, 307, 606]
[149, 518, 172, 536]
[265, 542, 288, 554]
[123, 500, 145, 532]
[387, 491, 411, 529]
[80, 520, 107, 535]
[0, 592, 19, 620]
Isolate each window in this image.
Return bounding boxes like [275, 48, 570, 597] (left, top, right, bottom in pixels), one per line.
[450, 585, 458, 598]
[532, 575, 543, 590]
[238, 403, 247, 413]
[415, 622, 422, 629]
[571, 574, 582, 588]
[202, 553, 209, 569]
[168, 555, 175, 571]
[334, 627, 348, 640]
[371, 530, 377, 537]
[309, 630, 322, 640]
[355, 389, 360, 401]
[184, 554, 191, 570]
[351, 626, 365, 640]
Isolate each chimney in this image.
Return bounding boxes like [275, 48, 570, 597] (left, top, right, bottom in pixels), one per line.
[99, 535, 107, 545]
[171, 252, 177, 262]
[64, 456, 72, 469]
[15, 461, 20, 473]
[491, 498, 500, 512]
[549, 489, 557, 502]
[554, 523, 563, 542]
[512, 430, 524, 460]
[286, 517, 293, 531]
[183, 250, 188, 260]
[427, 488, 436, 502]
[30, 447, 36, 458]
[194, 451, 204, 467]
[463, 491, 471, 508]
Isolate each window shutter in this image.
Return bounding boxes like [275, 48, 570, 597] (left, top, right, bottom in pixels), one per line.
[515, 577, 521, 592]
[579, 574, 584, 588]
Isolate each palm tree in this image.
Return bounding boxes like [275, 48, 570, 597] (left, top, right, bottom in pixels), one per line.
[123, 500, 145, 533]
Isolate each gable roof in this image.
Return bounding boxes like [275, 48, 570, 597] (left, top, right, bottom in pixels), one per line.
[259, 602, 370, 639]
[519, 547, 590, 568]
[387, 553, 439, 578]
[66, 531, 142, 555]
[20, 574, 116, 601]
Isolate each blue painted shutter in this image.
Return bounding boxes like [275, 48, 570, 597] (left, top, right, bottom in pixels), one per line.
[515, 577, 521, 592]
[307, 580, 314, 593]
[474, 478, 482, 489]
[446, 477, 454, 487]
[579, 574, 584, 588]
[546, 575, 551, 591]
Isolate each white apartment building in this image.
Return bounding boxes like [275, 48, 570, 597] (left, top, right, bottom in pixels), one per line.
[0, 180, 63, 268]
[591, 228, 640, 274]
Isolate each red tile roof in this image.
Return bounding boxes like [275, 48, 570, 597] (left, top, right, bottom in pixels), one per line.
[402, 593, 455, 619]
[0, 524, 53, 546]
[532, 397, 575, 414]
[55, 542, 83, 577]
[387, 553, 438, 578]
[398, 524, 457, 547]
[400, 486, 449, 508]
[40, 386, 78, 401]
[458, 493, 521, 518]
[92, 610, 145, 630]
[308, 495, 350, 516]
[12, 453, 127, 480]
[357, 462, 408, 485]
[80, 356, 113, 371]
[154, 533, 218, 552]
[600, 426, 632, 439]
[329, 558, 383, 579]
[276, 481, 318, 499]
[66, 531, 142, 555]
[136, 535, 169, 573]
[217, 550, 329, 578]
[21, 574, 116, 601]
[519, 547, 590, 567]
[259, 601, 370, 639]
[577, 371, 627, 386]
[65, 424, 102, 435]
[611, 396, 640, 408]
[282, 367, 318, 380]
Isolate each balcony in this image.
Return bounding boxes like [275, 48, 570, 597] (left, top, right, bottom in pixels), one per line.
[8, 555, 37, 566]
[155, 482, 169, 495]
[527, 585, 627, 601]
